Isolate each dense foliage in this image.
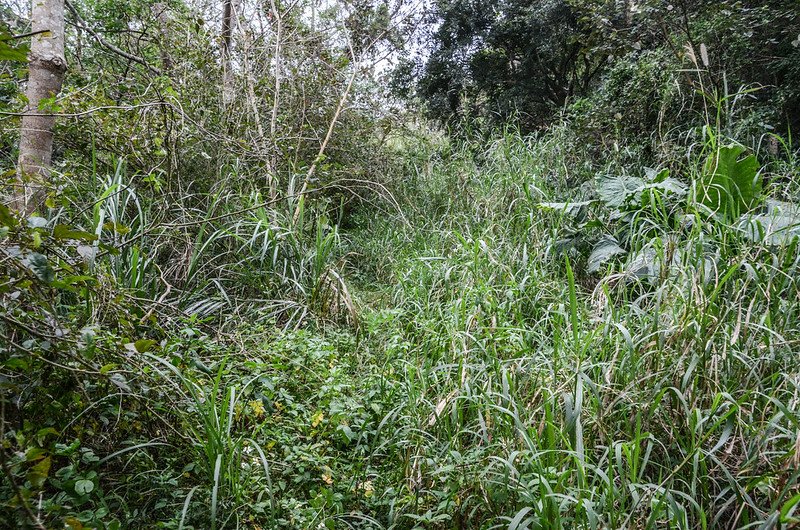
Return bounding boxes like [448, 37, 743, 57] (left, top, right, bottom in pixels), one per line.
[2, 0, 800, 529]
[409, 0, 800, 135]
[412, 0, 603, 129]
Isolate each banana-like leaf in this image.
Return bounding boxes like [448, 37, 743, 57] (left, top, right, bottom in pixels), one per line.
[698, 144, 762, 219]
[596, 174, 645, 208]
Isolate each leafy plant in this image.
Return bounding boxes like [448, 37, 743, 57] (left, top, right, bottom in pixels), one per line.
[0, 28, 30, 62]
[541, 166, 688, 276]
[696, 144, 762, 220]
[144, 353, 275, 529]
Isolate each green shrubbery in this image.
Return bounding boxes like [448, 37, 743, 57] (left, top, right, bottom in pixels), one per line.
[343, 123, 800, 528]
[3, 108, 800, 527]
[3, 0, 800, 528]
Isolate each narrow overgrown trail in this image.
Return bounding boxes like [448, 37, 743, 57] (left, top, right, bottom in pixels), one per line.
[241, 131, 800, 528]
[3, 128, 800, 529]
[119, 139, 800, 530]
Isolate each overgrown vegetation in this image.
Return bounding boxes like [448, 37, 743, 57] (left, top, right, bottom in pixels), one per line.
[2, 0, 800, 529]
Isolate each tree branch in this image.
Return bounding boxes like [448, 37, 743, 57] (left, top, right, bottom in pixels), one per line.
[64, 0, 161, 75]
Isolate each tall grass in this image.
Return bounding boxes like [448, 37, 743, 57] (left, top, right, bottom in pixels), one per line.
[32, 117, 798, 528]
[344, 123, 800, 528]
[55, 161, 356, 330]
[143, 352, 276, 529]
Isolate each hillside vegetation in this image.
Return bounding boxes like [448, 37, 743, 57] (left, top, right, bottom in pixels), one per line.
[2, 1, 800, 528]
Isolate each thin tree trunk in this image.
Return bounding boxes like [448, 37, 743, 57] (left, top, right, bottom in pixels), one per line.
[152, 3, 172, 72]
[15, 0, 66, 214]
[268, 0, 282, 141]
[267, 0, 282, 197]
[221, 0, 235, 106]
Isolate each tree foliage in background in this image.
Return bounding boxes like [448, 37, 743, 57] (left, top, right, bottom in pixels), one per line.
[413, 0, 606, 131]
[410, 0, 800, 136]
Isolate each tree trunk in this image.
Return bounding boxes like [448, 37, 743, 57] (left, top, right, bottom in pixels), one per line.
[152, 3, 173, 72]
[15, 0, 66, 214]
[221, 0, 235, 106]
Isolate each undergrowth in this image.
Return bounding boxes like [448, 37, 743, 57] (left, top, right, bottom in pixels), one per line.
[2, 116, 800, 528]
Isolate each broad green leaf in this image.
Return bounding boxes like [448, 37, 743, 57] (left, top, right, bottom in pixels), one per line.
[26, 253, 55, 283]
[0, 204, 18, 227]
[75, 478, 94, 495]
[25, 447, 47, 461]
[0, 30, 29, 62]
[0, 45, 28, 61]
[54, 224, 99, 242]
[55, 439, 81, 456]
[134, 339, 157, 353]
[644, 167, 672, 182]
[27, 456, 51, 488]
[109, 373, 131, 392]
[737, 200, 800, 245]
[100, 363, 117, 374]
[35, 427, 59, 445]
[64, 517, 84, 530]
[596, 174, 645, 208]
[698, 144, 761, 218]
[28, 216, 47, 228]
[4, 357, 29, 370]
[641, 177, 687, 197]
[587, 236, 626, 273]
[638, 177, 688, 208]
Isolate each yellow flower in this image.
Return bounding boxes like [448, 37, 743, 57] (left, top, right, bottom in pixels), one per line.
[249, 399, 266, 418]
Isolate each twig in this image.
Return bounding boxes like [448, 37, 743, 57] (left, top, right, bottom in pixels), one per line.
[292, 63, 358, 223]
[64, 0, 161, 75]
[139, 263, 173, 324]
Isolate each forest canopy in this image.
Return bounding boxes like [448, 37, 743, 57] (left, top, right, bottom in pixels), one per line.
[407, 0, 800, 133]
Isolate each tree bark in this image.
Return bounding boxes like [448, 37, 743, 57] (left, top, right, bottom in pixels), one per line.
[221, 0, 235, 106]
[152, 3, 172, 72]
[15, 0, 66, 214]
